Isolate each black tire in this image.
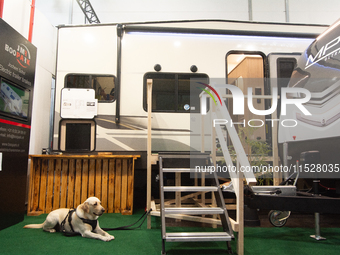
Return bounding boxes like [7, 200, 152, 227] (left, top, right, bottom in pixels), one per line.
[268, 210, 288, 227]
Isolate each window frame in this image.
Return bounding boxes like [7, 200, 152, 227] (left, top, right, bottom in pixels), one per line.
[143, 72, 209, 113]
[58, 119, 96, 152]
[64, 73, 116, 103]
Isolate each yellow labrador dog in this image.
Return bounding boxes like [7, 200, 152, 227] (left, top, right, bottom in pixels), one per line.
[24, 197, 114, 241]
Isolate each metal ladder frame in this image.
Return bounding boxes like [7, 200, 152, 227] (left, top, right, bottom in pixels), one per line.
[200, 83, 257, 188]
[158, 153, 234, 255]
[199, 83, 258, 255]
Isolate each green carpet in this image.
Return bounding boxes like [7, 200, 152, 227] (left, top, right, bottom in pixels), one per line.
[0, 210, 340, 255]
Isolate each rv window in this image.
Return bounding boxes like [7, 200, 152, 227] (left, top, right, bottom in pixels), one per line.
[276, 58, 297, 116]
[277, 58, 296, 88]
[178, 76, 191, 111]
[65, 74, 115, 102]
[152, 77, 176, 111]
[143, 73, 209, 113]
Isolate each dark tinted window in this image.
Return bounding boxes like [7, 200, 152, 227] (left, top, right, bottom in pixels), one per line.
[65, 74, 115, 102]
[143, 73, 209, 113]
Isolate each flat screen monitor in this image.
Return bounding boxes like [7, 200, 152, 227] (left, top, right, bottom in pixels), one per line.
[0, 80, 29, 119]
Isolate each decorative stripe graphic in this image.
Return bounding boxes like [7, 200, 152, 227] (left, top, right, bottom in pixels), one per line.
[197, 82, 222, 106]
[0, 118, 31, 129]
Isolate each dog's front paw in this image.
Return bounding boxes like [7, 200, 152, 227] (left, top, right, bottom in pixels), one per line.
[102, 235, 115, 242]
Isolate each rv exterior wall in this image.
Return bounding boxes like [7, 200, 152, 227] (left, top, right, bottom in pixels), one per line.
[55, 26, 117, 115]
[54, 22, 320, 152]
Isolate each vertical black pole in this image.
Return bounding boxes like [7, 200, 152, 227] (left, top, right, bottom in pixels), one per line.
[115, 24, 123, 123]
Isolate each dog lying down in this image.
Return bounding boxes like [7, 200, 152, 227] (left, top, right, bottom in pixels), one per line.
[24, 197, 115, 241]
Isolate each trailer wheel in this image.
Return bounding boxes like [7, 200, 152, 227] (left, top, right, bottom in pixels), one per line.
[268, 210, 289, 227]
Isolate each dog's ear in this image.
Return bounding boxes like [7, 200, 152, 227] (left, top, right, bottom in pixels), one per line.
[80, 202, 89, 213]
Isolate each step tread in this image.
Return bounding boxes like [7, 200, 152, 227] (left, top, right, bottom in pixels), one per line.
[165, 232, 232, 242]
[162, 168, 198, 172]
[164, 207, 224, 215]
[163, 186, 218, 192]
[159, 153, 210, 159]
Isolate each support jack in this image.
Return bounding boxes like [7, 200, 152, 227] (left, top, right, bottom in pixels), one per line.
[310, 212, 326, 241]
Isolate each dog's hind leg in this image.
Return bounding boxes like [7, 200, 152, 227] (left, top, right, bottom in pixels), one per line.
[24, 217, 57, 232]
[42, 214, 59, 233]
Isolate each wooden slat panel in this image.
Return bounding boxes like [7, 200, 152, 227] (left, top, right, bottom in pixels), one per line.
[27, 155, 137, 215]
[101, 159, 108, 210]
[60, 159, 69, 208]
[114, 159, 122, 213]
[108, 159, 115, 213]
[38, 159, 48, 212]
[95, 159, 102, 200]
[53, 159, 62, 210]
[126, 159, 134, 215]
[74, 159, 82, 206]
[121, 159, 128, 214]
[27, 158, 35, 214]
[81, 159, 89, 203]
[88, 159, 95, 197]
[45, 159, 55, 213]
[67, 159, 75, 208]
[31, 158, 41, 212]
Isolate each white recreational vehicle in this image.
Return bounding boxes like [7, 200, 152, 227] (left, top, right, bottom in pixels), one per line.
[52, 20, 328, 167]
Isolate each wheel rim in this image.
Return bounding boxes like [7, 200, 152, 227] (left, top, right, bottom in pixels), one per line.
[269, 210, 287, 227]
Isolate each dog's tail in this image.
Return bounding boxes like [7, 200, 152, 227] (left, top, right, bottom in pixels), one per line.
[23, 223, 44, 229]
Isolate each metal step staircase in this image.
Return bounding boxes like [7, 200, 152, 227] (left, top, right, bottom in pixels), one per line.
[159, 152, 234, 255]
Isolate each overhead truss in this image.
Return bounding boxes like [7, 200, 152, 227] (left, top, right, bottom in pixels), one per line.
[76, 0, 100, 24]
